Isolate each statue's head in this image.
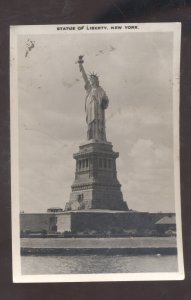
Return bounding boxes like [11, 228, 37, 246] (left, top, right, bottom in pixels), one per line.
[89, 73, 99, 87]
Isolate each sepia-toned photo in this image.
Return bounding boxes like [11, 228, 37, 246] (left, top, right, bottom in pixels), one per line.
[10, 23, 184, 282]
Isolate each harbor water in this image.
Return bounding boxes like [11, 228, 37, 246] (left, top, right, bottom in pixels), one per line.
[21, 254, 178, 274]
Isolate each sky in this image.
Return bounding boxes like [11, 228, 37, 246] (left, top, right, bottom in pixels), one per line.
[17, 30, 175, 213]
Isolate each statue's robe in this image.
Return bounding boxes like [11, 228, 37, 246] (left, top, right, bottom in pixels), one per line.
[85, 82, 109, 141]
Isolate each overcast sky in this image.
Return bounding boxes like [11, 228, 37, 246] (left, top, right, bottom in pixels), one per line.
[17, 31, 175, 213]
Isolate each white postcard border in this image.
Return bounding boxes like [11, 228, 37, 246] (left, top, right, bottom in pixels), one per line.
[10, 22, 184, 282]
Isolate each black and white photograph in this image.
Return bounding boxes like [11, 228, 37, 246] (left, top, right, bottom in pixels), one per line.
[10, 23, 184, 282]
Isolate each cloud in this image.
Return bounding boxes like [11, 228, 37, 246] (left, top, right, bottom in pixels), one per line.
[19, 130, 77, 212]
[121, 139, 174, 212]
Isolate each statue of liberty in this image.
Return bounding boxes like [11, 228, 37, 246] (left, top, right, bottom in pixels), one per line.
[77, 56, 109, 142]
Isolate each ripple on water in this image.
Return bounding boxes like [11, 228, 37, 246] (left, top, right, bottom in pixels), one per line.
[21, 255, 178, 274]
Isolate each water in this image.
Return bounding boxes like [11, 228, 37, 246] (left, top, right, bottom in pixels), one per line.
[21, 255, 178, 274]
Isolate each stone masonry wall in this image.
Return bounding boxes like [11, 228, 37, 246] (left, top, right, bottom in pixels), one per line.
[20, 213, 55, 233]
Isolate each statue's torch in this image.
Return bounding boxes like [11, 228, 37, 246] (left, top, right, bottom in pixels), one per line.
[78, 55, 84, 64]
[76, 55, 84, 72]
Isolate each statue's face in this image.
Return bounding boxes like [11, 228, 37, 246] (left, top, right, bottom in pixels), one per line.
[90, 76, 99, 87]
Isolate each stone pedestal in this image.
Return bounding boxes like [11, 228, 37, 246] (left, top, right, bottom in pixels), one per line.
[65, 140, 128, 211]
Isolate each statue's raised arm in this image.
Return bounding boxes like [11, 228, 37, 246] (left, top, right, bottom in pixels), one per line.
[77, 56, 90, 90]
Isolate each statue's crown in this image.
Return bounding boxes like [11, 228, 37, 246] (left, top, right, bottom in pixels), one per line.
[89, 72, 99, 79]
